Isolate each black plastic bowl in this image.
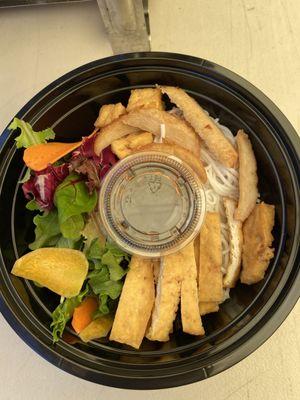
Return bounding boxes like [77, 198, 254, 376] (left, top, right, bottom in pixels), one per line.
[0, 52, 299, 390]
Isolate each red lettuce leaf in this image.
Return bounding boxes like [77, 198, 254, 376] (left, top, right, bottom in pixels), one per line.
[70, 135, 117, 193]
[22, 164, 69, 211]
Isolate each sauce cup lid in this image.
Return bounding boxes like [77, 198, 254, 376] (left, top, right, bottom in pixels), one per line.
[99, 151, 206, 257]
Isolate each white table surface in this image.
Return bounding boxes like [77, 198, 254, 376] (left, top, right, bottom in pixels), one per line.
[0, 1, 299, 399]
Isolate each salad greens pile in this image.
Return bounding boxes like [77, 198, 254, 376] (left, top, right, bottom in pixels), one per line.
[10, 118, 130, 342]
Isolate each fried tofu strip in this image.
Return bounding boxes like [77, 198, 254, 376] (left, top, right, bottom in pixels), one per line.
[223, 198, 243, 288]
[180, 243, 204, 335]
[94, 116, 141, 155]
[198, 212, 223, 302]
[240, 203, 275, 284]
[111, 131, 153, 159]
[159, 86, 238, 168]
[147, 253, 183, 342]
[131, 142, 207, 183]
[121, 108, 201, 157]
[198, 302, 219, 315]
[234, 130, 258, 222]
[109, 255, 155, 349]
[127, 88, 164, 112]
[94, 103, 126, 129]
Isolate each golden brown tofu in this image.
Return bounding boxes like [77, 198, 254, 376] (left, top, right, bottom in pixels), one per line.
[180, 243, 205, 335]
[159, 86, 238, 168]
[147, 252, 183, 342]
[109, 256, 155, 349]
[234, 130, 258, 222]
[127, 88, 164, 112]
[122, 108, 201, 157]
[94, 103, 126, 129]
[198, 302, 219, 315]
[111, 131, 153, 159]
[240, 203, 275, 284]
[198, 212, 223, 302]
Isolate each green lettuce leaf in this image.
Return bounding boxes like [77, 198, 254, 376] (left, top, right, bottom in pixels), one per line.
[19, 168, 31, 184]
[85, 240, 130, 319]
[54, 173, 97, 240]
[55, 236, 84, 250]
[102, 250, 127, 281]
[29, 210, 61, 250]
[51, 287, 89, 343]
[89, 279, 123, 299]
[26, 199, 41, 211]
[10, 118, 55, 149]
[85, 237, 106, 260]
[60, 214, 85, 240]
[93, 294, 110, 318]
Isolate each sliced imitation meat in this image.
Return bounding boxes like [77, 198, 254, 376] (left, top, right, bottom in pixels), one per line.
[198, 212, 224, 302]
[240, 203, 275, 285]
[158, 85, 238, 168]
[111, 131, 153, 159]
[146, 252, 183, 342]
[121, 108, 202, 157]
[223, 197, 243, 288]
[94, 103, 126, 129]
[94, 116, 141, 155]
[130, 142, 207, 183]
[127, 88, 164, 112]
[180, 242, 204, 336]
[109, 255, 155, 349]
[234, 130, 258, 222]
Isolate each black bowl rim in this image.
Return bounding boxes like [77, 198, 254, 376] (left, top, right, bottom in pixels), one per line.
[0, 51, 299, 390]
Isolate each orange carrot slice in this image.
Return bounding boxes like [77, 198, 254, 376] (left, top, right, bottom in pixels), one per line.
[71, 297, 98, 334]
[23, 130, 98, 171]
[23, 142, 81, 171]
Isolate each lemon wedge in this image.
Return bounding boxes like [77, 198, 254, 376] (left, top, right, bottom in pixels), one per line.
[12, 248, 88, 298]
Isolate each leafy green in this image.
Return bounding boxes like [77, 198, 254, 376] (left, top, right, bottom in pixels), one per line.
[10, 117, 55, 149]
[102, 250, 127, 281]
[51, 287, 89, 343]
[19, 168, 31, 184]
[29, 210, 61, 250]
[26, 199, 41, 211]
[106, 241, 131, 262]
[60, 214, 85, 240]
[93, 294, 110, 318]
[54, 173, 97, 240]
[85, 237, 105, 260]
[86, 240, 130, 319]
[89, 279, 123, 298]
[55, 235, 84, 250]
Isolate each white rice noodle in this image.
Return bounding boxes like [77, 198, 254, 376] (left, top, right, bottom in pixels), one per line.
[201, 148, 239, 200]
[204, 188, 220, 213]
[200, 118, 239, 296]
